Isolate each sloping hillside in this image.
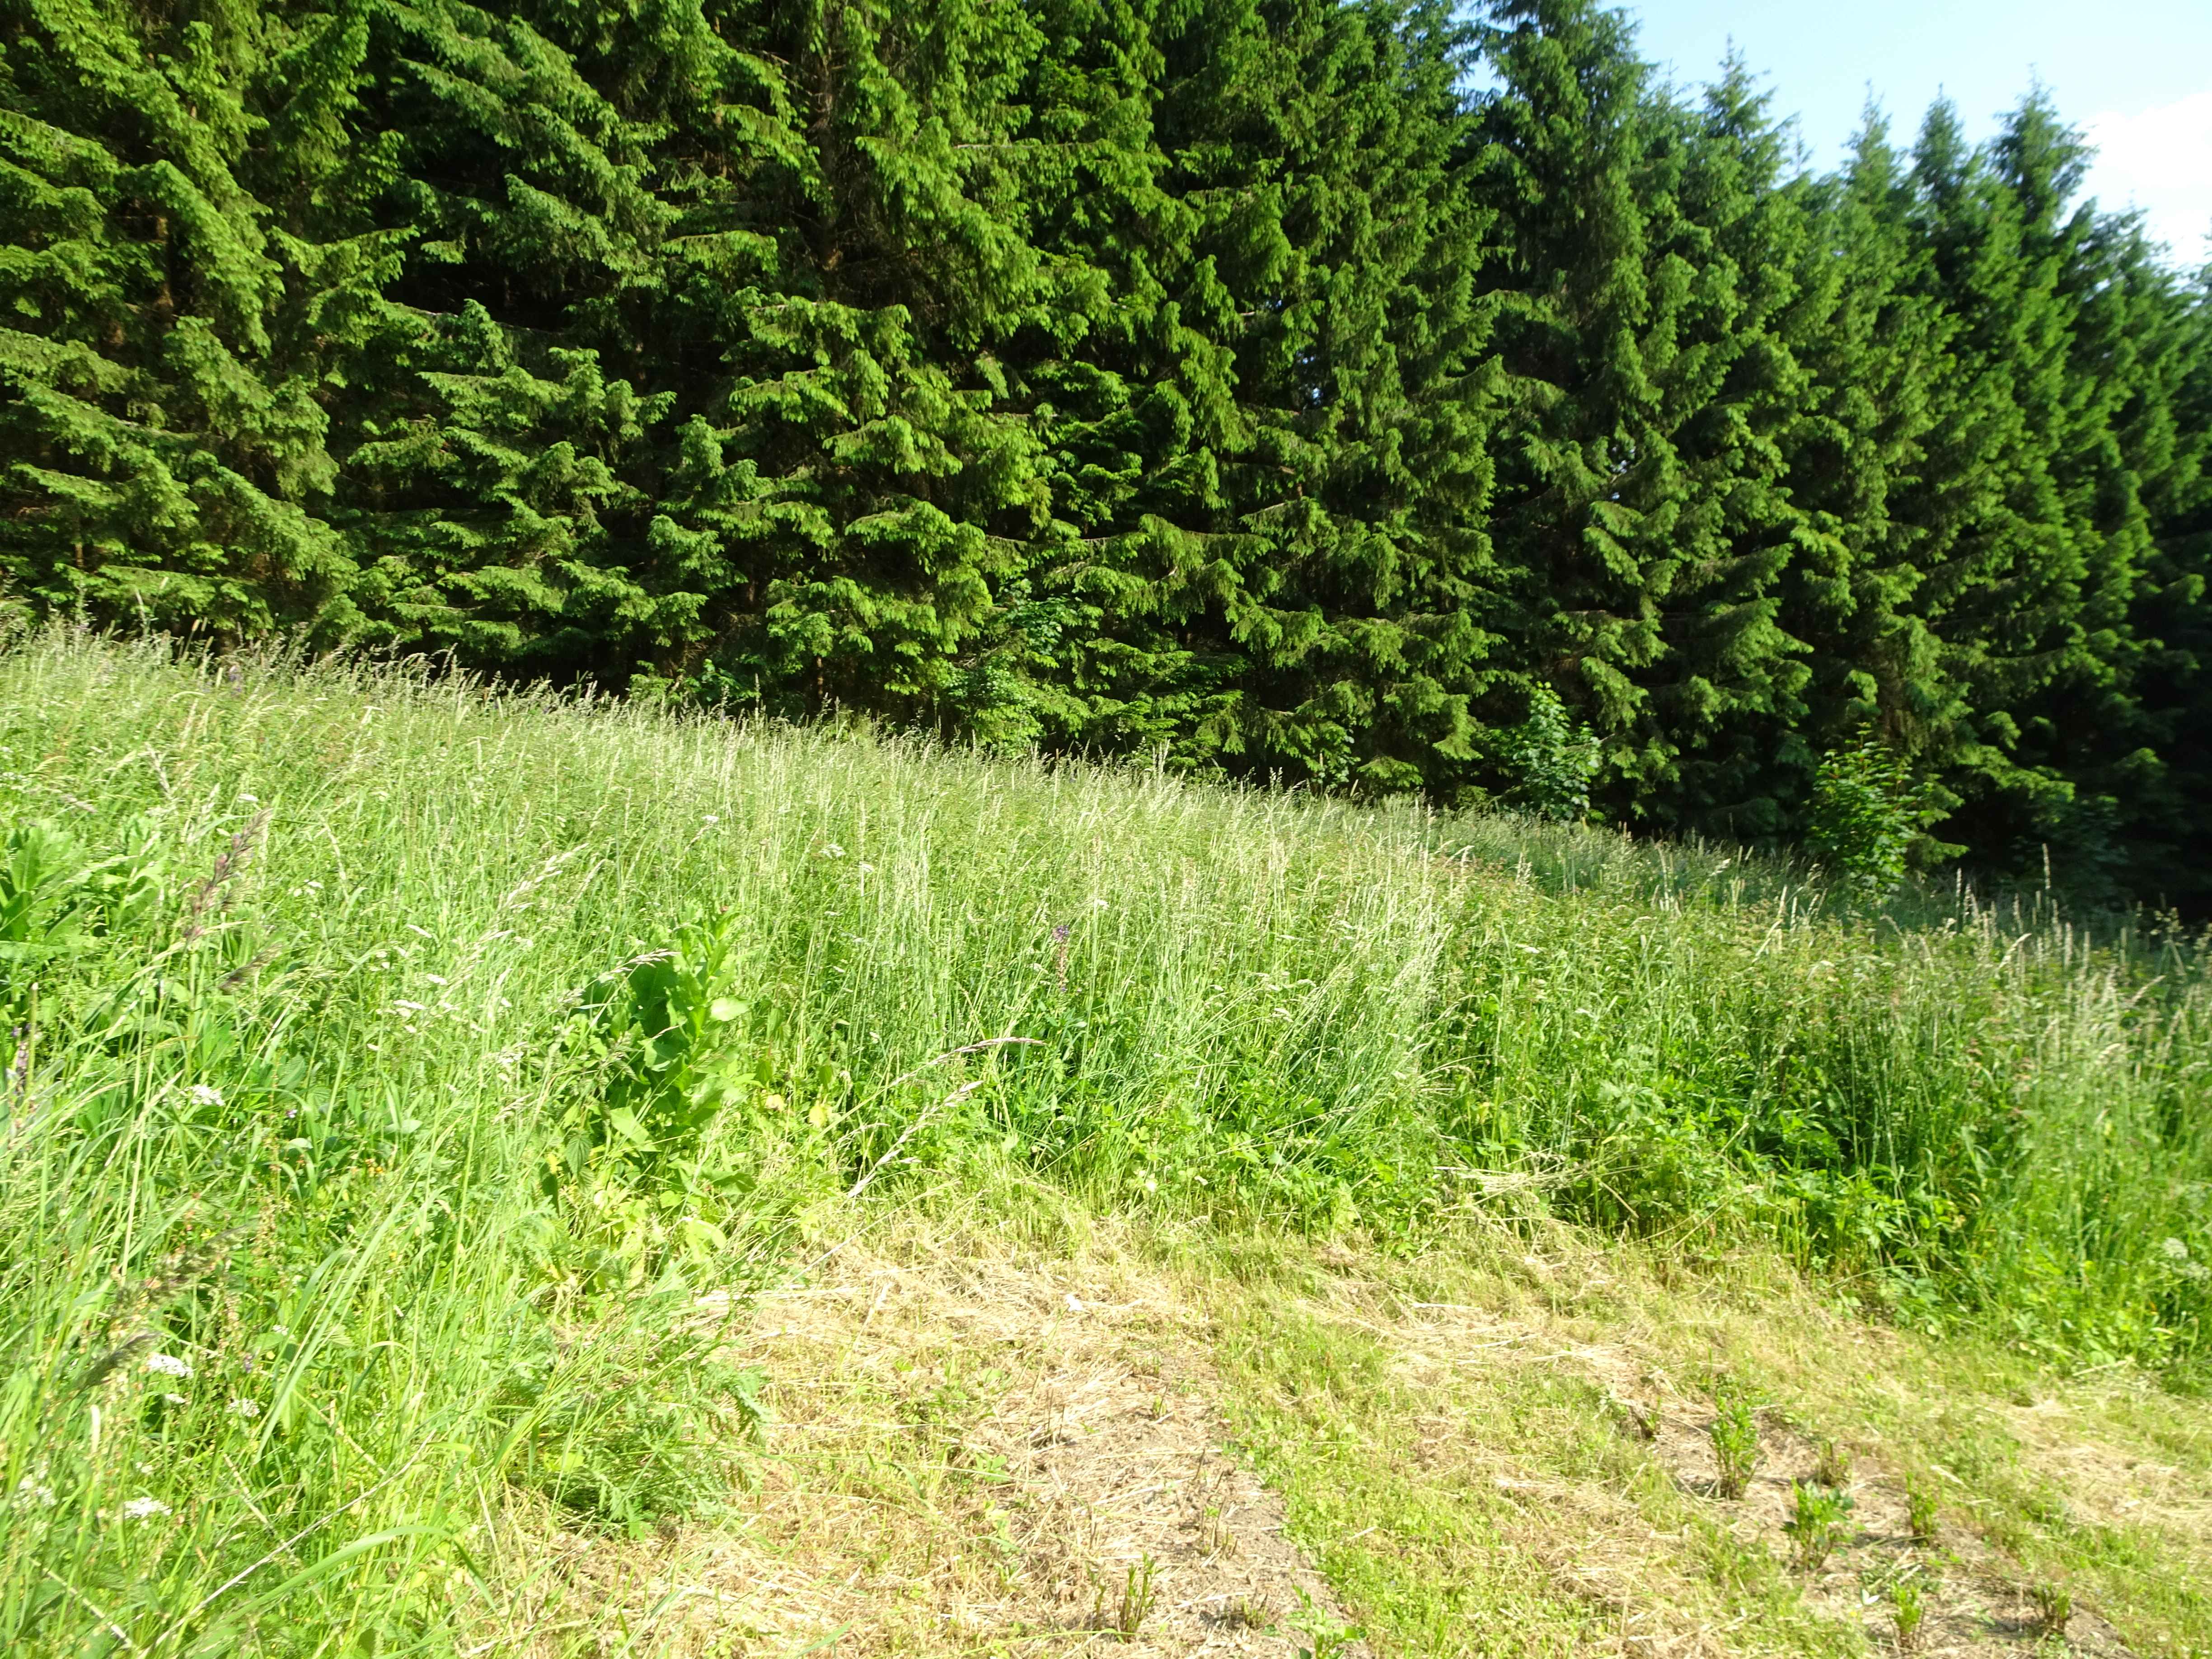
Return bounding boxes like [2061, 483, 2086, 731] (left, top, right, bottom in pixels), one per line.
[0, 632, 2205, 1656]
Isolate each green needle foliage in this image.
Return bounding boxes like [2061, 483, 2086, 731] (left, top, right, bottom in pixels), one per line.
[0, 0, 2207, 907]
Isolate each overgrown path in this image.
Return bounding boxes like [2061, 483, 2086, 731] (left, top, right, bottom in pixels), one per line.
[486, 1226, 2211, 1659]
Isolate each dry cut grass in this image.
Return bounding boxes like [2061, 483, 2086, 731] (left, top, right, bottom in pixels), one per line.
[455, 1209, 2212, 1659]
[1218, 1223, 2212, 1659]
[468, 1214, 1363, 1657]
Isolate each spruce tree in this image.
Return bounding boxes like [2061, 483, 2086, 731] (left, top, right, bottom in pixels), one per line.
[332, 0, 1070, 726]
[1775, 109, 1969, 836]
[0, 0, 360, 636]
[1470, 3, 1821, 839]
[2136, 267, 2212, 903]
[1008, 0, 1500, 790]
[1856, 94, 2194, 895]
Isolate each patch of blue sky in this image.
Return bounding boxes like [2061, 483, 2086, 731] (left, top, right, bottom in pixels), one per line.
[1622, 0, 2212, 264]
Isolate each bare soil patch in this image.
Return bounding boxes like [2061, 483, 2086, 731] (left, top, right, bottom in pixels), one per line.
[487, 1239, 1361, 1657]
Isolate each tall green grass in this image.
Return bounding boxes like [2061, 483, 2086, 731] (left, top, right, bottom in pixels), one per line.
[0, 630, 2206, 1652]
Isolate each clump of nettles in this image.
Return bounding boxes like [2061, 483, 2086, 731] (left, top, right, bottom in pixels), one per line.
[1906, 1480, 1940, 1546]
[1709, 1385, 1759, 1499]
[1806, 736, 1945, 898]
[2031, 1583, 2072, 1635]
[1785, 1479, 1856, 1569]
[1501, 684, 1603, 823]
[1892, 1576, 1926, 1650]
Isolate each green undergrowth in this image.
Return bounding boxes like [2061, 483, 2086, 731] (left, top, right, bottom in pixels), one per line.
[0, 629, 2207, 1653]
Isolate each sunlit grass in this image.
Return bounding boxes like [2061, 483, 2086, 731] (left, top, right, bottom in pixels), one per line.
[0, 628, 2204, 1653]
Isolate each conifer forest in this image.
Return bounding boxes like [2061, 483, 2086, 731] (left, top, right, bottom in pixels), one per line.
[2, 0, 2208, 907]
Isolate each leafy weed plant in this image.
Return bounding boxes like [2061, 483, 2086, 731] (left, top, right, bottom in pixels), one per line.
[1097, 1554, 1159, 1641]
[2032, 1582, 2073, 1635]
[1786, 1480, 1857, 1569]
[1893, 1576, 1926, 1650]
[1223, 1594, 1271, 1630]
[1907, 1481, 1940, 1546]
[1815, 1437, 1853, 1487]
[1289, 1587, 1364, 1659]
[1712, 1387, 1761, 1499]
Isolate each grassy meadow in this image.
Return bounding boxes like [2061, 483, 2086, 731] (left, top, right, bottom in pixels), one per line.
[1, 631, 2207, 1656]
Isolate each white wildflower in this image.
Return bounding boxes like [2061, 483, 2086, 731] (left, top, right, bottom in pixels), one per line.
[187, 1084, 224, 1109]
[162, 1393, 187, 1406]
[856, 861, 876, 875]
[2163, 1237, 2210, 1282]
[14, 1475, 54, 1508]
[227, 1399, 260, 1419]
[820, 842, 846, 859]
[702, 814, 719, 825]
[122, 1496, 172, 1521]
[142, 1353, 193, 1381]
[391, 1000, 426, 1015]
